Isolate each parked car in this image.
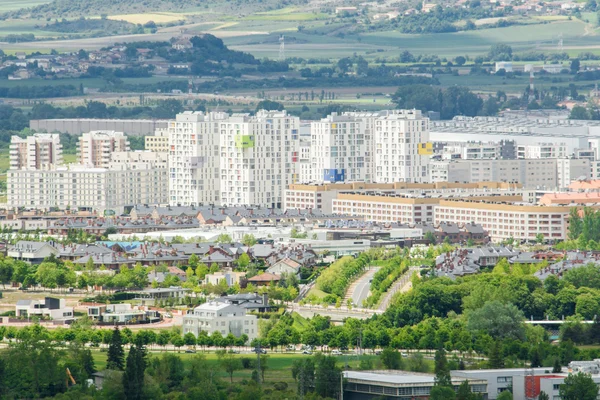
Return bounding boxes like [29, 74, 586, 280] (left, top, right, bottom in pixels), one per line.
[302, 350, 313, 355]
[185, 349, 196, 354]
[286, 345, 296, 351]
[331, 350, 342, 356]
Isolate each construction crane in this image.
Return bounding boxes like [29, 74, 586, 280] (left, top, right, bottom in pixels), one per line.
[66, 368, 76, 388]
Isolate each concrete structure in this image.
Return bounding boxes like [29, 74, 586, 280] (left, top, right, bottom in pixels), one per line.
[145, 128, 169, 152]
[429, 159, 561, 189]
[284, 181, 522, 214]
[343, 371, 487, 400]
[182, 301, 258, 341]
[15, 297, 73, 321]
[310, 113, 367, 183]
[7, 161, 167, 213]
[219, 110, 299, 208]
[495, 61, 513, 72]
[451, 368, 556, 400]
[78, 131, 130, 168]
[10, 134, 63, 170]
[517, 142, 567, 159]
[167, 111, 228, 206]
[87, 303, 149, 324]
[30, 118, 169, 136]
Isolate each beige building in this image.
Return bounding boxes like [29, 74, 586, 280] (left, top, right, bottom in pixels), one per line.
[182, 302, 257, 341]
[285, 181, 523, 214]
[10, 134, 63, 170]
[78, 131, 130, 168]
[145, 128, 169, 153]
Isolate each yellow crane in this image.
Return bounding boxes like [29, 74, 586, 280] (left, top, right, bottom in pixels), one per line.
[66, 368, 76, 388]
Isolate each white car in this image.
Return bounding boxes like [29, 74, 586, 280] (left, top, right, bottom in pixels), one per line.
[331, 350, 342, 355]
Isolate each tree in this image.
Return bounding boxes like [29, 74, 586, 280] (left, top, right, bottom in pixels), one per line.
[380, 347, 403, 369]
[455, 56, 466, 66]
[315, 354, 341, 399]
[123, 345, 145, 400]
[107, 327, 125, 370]
[488, 341, 504, 369]
[255, 100, 284, 112]
[236, 253, 251, 270]
[242, 234, 257, 246]
[456, 380, 475, 400]
[553, 358, 562, 373]
[188, 254, 199, 269]
[535, 233, 545, 244]
[538, 391, 550, 400]
[570, 59, 581, 74]
[430, 386, 456, 400]
[488, 44, 513, 61]
[570, 105, 590, 120]
[434, 347, 452, 387]
[559, 372, 599, 400]
[292, 358, 315, 396]
[497, 392, 513, 400]
[215, 234, 233, 244]
[467, 300, 525, 340]
[220, 353, 242, 383]
[424, 231, 436, 245]
[260, 354, 269, 382]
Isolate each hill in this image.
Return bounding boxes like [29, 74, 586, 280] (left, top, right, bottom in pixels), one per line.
[1, 0, 306, 19]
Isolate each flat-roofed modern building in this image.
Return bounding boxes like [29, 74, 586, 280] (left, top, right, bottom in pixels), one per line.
[343, 371, 487, 400]
[182, 301, 258, 341]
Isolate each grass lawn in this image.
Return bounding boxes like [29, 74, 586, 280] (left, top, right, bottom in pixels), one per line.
[306, 287, 328, 299]
[91, 350, 383, 386]
[107, 13, 188, 24]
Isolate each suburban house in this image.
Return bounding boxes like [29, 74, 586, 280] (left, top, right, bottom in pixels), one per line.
[266, 257, 302, 278]
[247, 272, 281, 287]
[87, 303, 155, 324]
[8, 241, 58, 264]
[204, 270, 246, 287]
[134, 286, 190, 305]
[15, 297, 74, 321]
[182, 301, 258, 341]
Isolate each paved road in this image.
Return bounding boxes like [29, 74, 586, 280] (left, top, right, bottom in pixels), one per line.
[351, 268, 379, 308]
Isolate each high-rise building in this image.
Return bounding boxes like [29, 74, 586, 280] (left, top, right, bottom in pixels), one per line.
[372, 109, 430, 183]
[10, 134, 63, 170]
[310, 113, 367, 183]
[167, 111, 228, 206]
[219, 110, 299, 208]
[78, 131, 130, 168]
[145, 128, 169, 153]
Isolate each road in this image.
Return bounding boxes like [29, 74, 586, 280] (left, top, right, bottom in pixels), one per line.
[350, 268, 379, 308]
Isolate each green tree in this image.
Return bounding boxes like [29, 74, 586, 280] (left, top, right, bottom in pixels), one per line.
[242, 234, 257, 246]
[380, 347, 403, 369]
[488, 341, 504, 369]
[497, 392, 513, 400]
[553, 358, 562, 373]
[456, 380, 476, 400]
[107, 326, 125, 370]
[315, 354, 341, 399]
[123, 345, 144, 400]
[538, 391, 550, 400]
[424, 231, 436, 245]
[430, 386, 456, 400]
[467, 301, 525, 340]
[236, 253, 251, 270]
[559, 372, 599, 400]
[434, 347, 452, 387]
[216, 234, 233, 244]
[292, 358, 315, 396]
[188, 254, 199, 269]
[220, 353, 242, 383]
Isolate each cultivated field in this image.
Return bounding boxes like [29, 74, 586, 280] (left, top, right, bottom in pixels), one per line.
[0, 0, 52, 12]
[107, 13, 188, 24]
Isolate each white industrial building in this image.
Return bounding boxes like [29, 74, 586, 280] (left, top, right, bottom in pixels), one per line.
[182, 301, 258, 341]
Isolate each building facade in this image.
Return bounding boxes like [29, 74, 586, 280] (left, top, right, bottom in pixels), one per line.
[182, 301, 258, 341]
[145, 128, 169, 153]
[10, 134, 63, 170]
[78, 131, 130, 168]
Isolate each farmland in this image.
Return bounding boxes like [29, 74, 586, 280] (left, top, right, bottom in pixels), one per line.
[0, 0, 52, 12]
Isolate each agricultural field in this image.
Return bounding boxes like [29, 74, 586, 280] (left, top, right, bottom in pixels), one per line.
[107, 12, 188, 25]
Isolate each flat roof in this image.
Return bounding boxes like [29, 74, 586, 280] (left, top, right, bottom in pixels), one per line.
[344, 371, 486, 386]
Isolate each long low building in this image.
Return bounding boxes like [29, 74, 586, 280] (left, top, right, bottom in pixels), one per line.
[285, 181, 523, 214]
[30, 118, 169, 136]
[343, 371, 487, 400]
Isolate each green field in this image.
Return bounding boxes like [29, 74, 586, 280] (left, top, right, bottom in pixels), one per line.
[92, 350, 384, 385]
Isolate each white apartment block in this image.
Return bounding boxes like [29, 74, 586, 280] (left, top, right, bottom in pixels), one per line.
[78, 131, 130, 168]
[310, 113, 366, 183]
[441, 142, 501, 160]
[10, 134, 63, 170]
[429, 159, 559, 189]
[109, 150, 168, 170]
[182, 302, 258, 341]
[556, 158, 590, 189]
[219, 110, 299, 208]
[7, 156, 167, 213]
[373, 109, 430, 183]
[145, 128, 169, 153]
[168, 111, 228, 206]
[517, 142, 567, 159]
[294, 123, 312, 183]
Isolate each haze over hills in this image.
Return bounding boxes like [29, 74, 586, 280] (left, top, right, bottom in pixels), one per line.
[1, 0, 307, 19]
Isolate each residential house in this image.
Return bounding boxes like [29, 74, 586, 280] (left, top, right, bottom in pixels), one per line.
[204, 270, 246, 287]
[247, 272, 281, 287]
[182, 301, 258, 341]
[87, 303, 153, 324]
[8, 241, 58, 264]
[15, 297, 73, 321]
[266, 258, 301, 278]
